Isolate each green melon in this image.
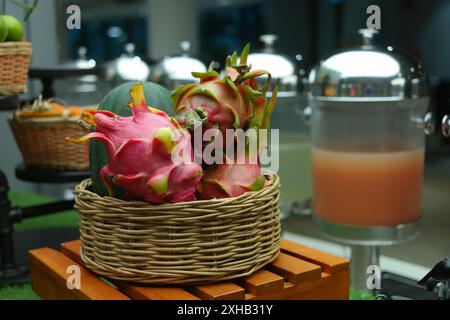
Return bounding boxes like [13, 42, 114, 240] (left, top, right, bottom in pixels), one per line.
[89, 81, 173, 197]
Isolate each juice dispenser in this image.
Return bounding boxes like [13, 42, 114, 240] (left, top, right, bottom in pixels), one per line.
[308, 29, 434, 291]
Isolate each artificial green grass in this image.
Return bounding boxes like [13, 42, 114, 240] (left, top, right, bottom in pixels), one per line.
[349, 289, 376, 300]
[0, 284, 40, 300]
[0, 191, 79, 300]
[9, 191, 79, 232]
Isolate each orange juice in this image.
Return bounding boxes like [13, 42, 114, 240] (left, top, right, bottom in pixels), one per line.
[312, 147, 424, 226]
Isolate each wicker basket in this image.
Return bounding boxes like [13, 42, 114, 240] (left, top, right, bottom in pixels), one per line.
[9, 111, 90, 170]
[74, 174, 281, 284]
[0, 41, 32, 95]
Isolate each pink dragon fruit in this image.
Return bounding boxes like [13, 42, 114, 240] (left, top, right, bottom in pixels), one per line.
[197, 160, 264, 200]
[196, 133, 268, 200]
[171, 44, 276, 139]
[69, 83, 203, 204]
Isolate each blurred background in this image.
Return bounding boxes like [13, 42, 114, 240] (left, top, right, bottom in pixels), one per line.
[1, 0, 450, 289]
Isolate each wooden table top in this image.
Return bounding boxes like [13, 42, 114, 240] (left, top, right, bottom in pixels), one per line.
[30, 239, 349, 300]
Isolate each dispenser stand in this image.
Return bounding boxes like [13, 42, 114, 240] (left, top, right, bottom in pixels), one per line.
[350, 245, 380, 293]
[314, 216, 420, 294]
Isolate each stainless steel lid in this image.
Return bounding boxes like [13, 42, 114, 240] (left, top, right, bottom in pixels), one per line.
[247, 34, 302, 96]
[59, 47, 98, 94]
[105, 43, 151, 81]
[149, 41, 207, 89]
[63, 47, 97, 69]
[308, 29, 428, 101]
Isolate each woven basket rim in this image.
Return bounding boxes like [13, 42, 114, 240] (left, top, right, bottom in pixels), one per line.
[0, 41, 32, 47]
[8, 116, 82, 125]
[0, 41, 32, 55]
[8, 106, 97, 124]
[75, 173, 280, 209]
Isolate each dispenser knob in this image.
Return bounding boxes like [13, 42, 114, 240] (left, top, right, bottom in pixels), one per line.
[358, 28, 379, 45]
[259, 34, 278, 52]
[180, 41, 191, 53]
[442, 115, 450, 137]
[125, 43, 136, 56]
[414, 112, 435, 135]
[423, 112, 435, 135]
[78, 46, 87, 59]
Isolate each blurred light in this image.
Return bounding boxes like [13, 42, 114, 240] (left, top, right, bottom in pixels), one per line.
[87, 59, 96, 68]
[107, 26, 123, 38]
[322, 51, 401, 78]
[117, 57, 150, 81]
[247, 53, 295, 78]
[162, 57, 207, 80]
[217, 0, 233, 7]
[387, 46, 394, 52]
[295, 54, 303, 61]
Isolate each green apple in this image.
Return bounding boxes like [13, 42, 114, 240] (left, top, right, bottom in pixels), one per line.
[0, 16, 8, 42]
[1, 15, 24, 42]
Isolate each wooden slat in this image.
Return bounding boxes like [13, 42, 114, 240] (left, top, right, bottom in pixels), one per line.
[292, 271, 349, 300]
[241, 269, 284, 296]
[246, 271, 349, 300]
[29, 248, 129, 300]
[60, 241, 84, 265]
[193, 283, 245, 300]
[245, 293, 256, 300]
[60, 240, 199, 300]
[114, 284, 200, 300]
[266, 252, 321, 284]
[281, 239, 349, 274]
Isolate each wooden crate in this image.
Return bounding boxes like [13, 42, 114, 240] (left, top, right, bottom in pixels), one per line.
[29, 239, 349, 300]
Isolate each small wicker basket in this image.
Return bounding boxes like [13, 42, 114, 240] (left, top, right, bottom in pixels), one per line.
[74, 174, 281, 284]
[0, 41, 32, 95]
[9, 109, 90, 171]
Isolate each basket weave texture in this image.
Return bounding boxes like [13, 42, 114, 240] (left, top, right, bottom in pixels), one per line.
[9, 115, 90, 170]
[74, 174, 281, 284]
[0, 41, 32, 95]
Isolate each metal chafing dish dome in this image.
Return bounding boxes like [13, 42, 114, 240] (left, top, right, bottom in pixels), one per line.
[308, 29, 428, 101]
[51, 47, 103, 105]
[105, 43, 151, 82]
[149, 41, 207, 90]
[59, 47, 98, 91]
[250, 36, 312, 221]
[63, 47, 97, 70]
[247, 34, 305, 97]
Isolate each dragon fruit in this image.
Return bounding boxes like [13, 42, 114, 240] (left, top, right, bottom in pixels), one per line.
[191, 45, 279, 200]
[197, 154, 264, 200]
[68, 83, 203, 204]
[171, 44, 277, 139]
[196, 128, 273, 200]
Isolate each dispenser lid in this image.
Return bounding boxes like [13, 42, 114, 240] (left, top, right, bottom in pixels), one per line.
[308, 29, 428, 101]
